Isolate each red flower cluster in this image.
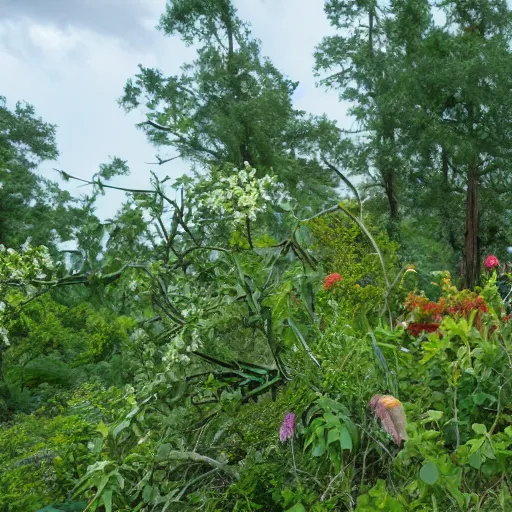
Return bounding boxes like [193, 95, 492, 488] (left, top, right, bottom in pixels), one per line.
[324, 273, 342, 290]
[405, 291, 489, 337]
[484, 255, 500, 270]
[407, 322, 440, 337]
[447, 296, 488, 316]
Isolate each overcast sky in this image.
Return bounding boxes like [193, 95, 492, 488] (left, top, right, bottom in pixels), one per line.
[1, 0, 351, 220]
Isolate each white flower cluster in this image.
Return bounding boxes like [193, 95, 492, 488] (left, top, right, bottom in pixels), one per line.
[0, 243, 53, 283]
[162, 329, 202, 365]
[197, 162, 278, 224]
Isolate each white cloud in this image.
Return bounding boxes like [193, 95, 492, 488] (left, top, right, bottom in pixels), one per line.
[0, 0, 351, 221]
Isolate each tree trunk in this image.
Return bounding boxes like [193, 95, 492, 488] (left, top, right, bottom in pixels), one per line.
[463, 160, 479, 289]
[382, 117, 400, 241]
[441, 147, 459, 253]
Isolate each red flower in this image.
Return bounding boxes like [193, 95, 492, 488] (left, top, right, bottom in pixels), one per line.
[324, 273, 342, 290]
[407, 322, 440, 337]
[484, 255, 500, 270]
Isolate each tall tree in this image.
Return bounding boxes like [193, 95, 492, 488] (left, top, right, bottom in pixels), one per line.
[314, 0, 432, 240]
[120, 0, 339, 208]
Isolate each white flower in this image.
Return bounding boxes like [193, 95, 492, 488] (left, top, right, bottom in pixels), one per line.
[0, 302, 5, 312]
[0, 327, 9, 347]
[0, 245, 5, 253]
[7, 248, 16, 255]
[243, 161, 249, 166]
[9, 269, 23, 280]
[21, 237, 32, 252]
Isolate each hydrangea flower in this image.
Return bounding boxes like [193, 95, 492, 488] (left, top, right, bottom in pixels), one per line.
[324, 273, 342, 290]
[484, 255, 500, 270]
[279, 412, 296, 442]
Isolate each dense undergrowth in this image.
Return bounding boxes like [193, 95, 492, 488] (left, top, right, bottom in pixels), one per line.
[1, 199, 511, 511]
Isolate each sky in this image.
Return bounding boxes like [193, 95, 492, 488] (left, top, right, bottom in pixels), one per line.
[1, 0, 351, 220]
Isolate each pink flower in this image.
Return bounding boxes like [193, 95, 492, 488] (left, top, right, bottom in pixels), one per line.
[484, 255, 500, 270]
[370, 395, 408, 447]
[279, 412, 296, 442]
[324, 273, 342, 290]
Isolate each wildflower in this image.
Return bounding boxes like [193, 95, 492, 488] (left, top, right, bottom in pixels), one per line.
[407, 322, 440, 337]
[370, 395, 408, 447]
[484, 255, 500, 270]
[324, 273, 342, 290]
[279, 412, 296, 443]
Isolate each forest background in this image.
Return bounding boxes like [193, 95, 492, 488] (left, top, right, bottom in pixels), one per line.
[2, 0, 512, 511]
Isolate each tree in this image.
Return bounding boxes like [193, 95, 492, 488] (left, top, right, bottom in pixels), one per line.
[0, 97, 97, 253]
[120, 0, 340, 209]
[317, 0, 512, 287]
[314, 0, 432, 240]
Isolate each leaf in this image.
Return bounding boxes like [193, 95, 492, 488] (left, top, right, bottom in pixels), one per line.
[472, 423, 487, 435]
[311, 437, 326, 457]
[327, 428, 341, 444]
[285, 504, 306, 512]
[421, 410, 443, 423]
[340, 425, 353, 451]
[156, 444, 172, 462]
[112, 420, 130, 439]
[101, 489, 112, 512]
[472, 393, 495, 406]
[97, 421, 109, 439]
[419, 462, 439, 485]
[468, 450, 482, 469]
[287, 317, 321, 368]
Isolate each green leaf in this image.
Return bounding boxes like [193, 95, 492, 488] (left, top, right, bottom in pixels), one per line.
[287, 317, 320, 368]
[419, 462, 439, 485]
[101, 489, 112, 512]
[97, 421, 109, 438]
[112, 420, 130, 439]
[156, 444, 172, 462]
[472, 423, 487, 435]
[421, 410, 443, 423]
[472, 393, 495, 406]
[285, 504, 306, 512]
[468, 450, 482, 469]
[340, 425, 353, 451]
[327, 428, 341, 444]
[311, 437, 326, 457]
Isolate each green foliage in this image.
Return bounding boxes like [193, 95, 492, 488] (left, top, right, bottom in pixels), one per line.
[309, 210, 399, 316]
[0, 383, 121, 512]
[0, 96, 99, 251]
[6, 1, 512, 510]
[121, 0, 340, 207]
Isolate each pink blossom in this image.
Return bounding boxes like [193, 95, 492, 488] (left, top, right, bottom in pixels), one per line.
[279, 412, 296, 442]
[484, 255, 500, 270]
[370, 395, 408, 447]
